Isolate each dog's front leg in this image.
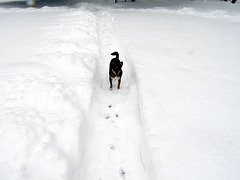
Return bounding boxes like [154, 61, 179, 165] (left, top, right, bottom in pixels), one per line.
[109, 77, 113, 89]
[117, 78, 121, 89]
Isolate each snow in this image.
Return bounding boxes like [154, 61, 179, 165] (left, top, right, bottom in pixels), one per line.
[0, 0, 240, 180]
[110, 5, 240, 179]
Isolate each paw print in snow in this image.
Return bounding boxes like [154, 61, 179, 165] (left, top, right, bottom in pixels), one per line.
[110, 145, 115, 150]
[120, 168, 127, 179]
[105, 116, 110, 119]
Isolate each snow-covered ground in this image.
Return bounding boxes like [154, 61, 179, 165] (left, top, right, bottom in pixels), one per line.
[0, 0, 240, 180]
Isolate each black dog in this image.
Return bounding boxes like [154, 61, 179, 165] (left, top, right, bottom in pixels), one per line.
[109, 52, 123, 89]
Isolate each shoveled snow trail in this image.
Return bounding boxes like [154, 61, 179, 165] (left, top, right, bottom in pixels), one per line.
[79, 5, 152, 180]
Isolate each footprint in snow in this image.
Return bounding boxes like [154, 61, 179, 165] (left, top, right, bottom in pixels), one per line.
[105, 116, 110, 119]
[110, 145, 115, 150]
[119, 168, 127, 179]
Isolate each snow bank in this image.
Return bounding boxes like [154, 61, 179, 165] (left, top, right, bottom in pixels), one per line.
[0, 6, 98, 180]
[110, 2, 240, 179]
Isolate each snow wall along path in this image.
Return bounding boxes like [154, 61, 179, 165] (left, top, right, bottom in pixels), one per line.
[77, 4, 153, 180]
[0, 6, 99, 180]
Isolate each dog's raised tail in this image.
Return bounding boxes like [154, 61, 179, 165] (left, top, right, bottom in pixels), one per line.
[111, 51, 119, 59]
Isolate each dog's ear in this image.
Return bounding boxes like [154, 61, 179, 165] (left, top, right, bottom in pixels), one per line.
[120, 61, 123, 68]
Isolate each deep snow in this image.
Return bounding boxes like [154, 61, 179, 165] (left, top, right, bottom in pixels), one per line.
[0, 0, 240, 180]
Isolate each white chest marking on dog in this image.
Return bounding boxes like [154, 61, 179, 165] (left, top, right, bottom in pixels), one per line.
[113, 76, 120, 80]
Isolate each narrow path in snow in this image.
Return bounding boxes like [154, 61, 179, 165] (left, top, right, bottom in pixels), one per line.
[79, 6, 151, 180]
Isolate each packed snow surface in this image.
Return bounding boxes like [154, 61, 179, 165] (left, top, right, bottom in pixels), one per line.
[0, 0, 240, 180]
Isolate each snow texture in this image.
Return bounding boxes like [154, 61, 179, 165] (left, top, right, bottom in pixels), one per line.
[0, 0, 240, 180]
